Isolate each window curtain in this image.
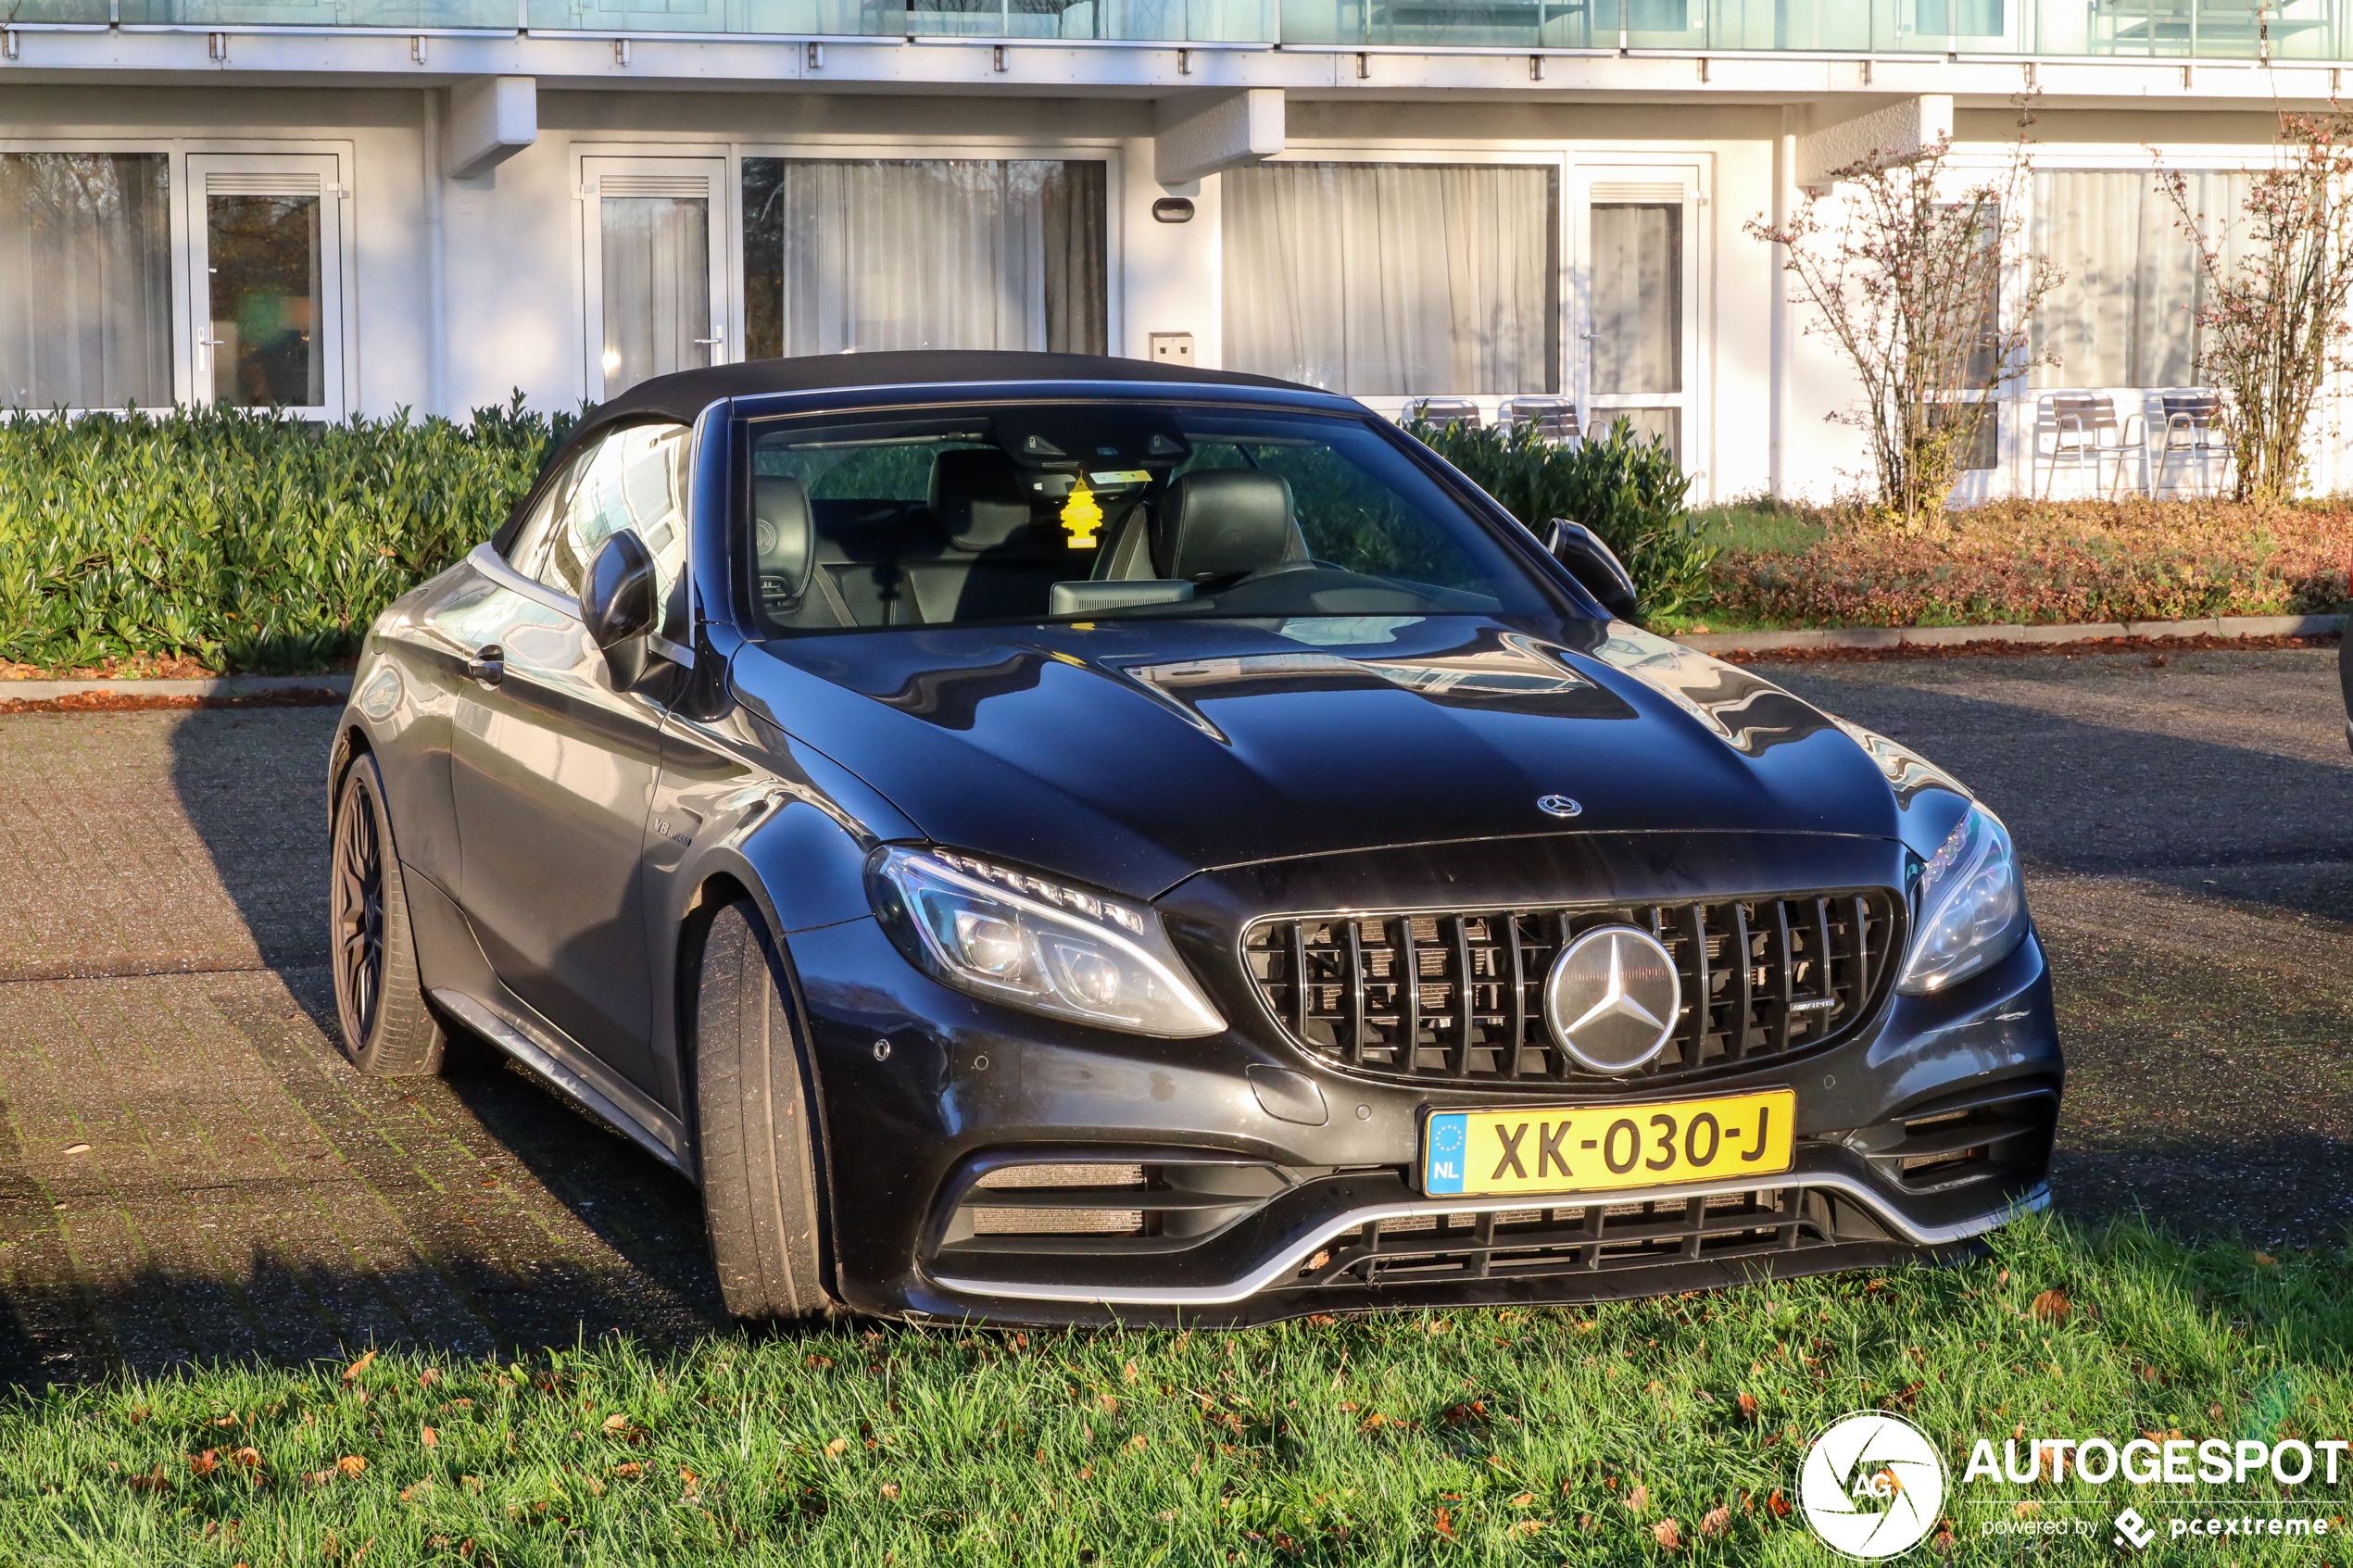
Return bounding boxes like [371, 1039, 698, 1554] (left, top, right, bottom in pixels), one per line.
[0, 153, 172, 409]
[2032, 169, 2255, 389]
[601, 195, 710, 397]
[741, 158, 1106, 358]
[1589, 203, 1680, 395]
[1222, 162, 1558, 396]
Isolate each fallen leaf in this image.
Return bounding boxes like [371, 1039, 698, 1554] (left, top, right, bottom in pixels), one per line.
[1653, 1518, 1681, 1550]
[825, 1437, 849, 1456]
[2014, 1500, 2041, 1520]
[1737, 1392, 1761, 1420]
[2208, 1403, 2226, 1423]
[420, 1427, 437, 1449]
[1701, 1505, 1732, 1537]
[2254, 1251, 2279, 1267]
[1510, 1492, 1536, 1506]
[1510, 1518, 1543, 1537]
[610, 1462, 642, 1479]
[1433, 1508, 1456, 1541]
[1629, 1484, 1649, 1512]
[62, 1143, 89, 1155]
[399, 1479, 434, 1503]
[1997, 1268, 2009, 1286]
[602, 1414, 631, 1433]
[1767, 1490, 1792, 1518]
[337, 1456, 366, 1477]
[1306, 1313, 1337, 1326]
[1123, 1361, 1139, 1383]
[343, 1350, 377, 1383]
[879, 1481, 900, 1499]
[188, 1451, 220, 1477]
[2030, 1289, 2070, 1323]
[1129, 1434, 1149, 1449]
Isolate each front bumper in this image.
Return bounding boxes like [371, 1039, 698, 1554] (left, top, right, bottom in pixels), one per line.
[786, 893, 2060, 1327]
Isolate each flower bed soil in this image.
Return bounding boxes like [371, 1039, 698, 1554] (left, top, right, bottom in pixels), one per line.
[1706, 498, 2353, 629]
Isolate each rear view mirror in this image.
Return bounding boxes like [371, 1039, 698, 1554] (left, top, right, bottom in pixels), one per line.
[581, 530, 659, 686]
[1543, 519, 1640, 621]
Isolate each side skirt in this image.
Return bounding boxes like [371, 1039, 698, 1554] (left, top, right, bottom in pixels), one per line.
[430, 985, 696, 1185]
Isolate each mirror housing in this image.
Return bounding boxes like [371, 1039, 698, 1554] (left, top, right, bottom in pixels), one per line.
[580, 530, 660, 686]
[1543, 519, 1641, 621]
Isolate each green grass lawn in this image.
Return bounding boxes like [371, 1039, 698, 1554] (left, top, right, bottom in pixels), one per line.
[2, 1213, 2347, 1565]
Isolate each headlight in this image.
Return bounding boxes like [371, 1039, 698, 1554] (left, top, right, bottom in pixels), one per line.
[1896, 804, 2027, 996]
[866, 847, 1226, 1037]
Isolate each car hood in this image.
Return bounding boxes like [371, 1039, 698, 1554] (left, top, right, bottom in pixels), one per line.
[727, 615, 1921, 900]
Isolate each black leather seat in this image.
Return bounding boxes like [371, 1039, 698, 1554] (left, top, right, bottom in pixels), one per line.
[903, 448, 1095, 622]
[1150, 470, 1305, 582]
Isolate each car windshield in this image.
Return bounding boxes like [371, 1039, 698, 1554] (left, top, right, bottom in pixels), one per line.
[741, 400, 1558, 635]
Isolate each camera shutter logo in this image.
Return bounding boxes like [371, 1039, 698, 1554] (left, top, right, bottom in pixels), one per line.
[1797, 1411, 1947, 1560]
[1541, 926, 1680, 1073]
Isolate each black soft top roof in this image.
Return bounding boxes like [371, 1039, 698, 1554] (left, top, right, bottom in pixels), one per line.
[576, 350, 1318, 436]
[501, 351, 1341, 554]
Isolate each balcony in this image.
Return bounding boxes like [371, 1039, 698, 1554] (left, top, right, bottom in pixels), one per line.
[4, 0, 2338, 57]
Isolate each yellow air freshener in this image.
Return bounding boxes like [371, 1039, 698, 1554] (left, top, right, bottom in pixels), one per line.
[1060, 480, 1102, 549]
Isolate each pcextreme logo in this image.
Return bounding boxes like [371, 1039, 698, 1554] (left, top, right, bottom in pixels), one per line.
[1798, 1411, 1950, 1560]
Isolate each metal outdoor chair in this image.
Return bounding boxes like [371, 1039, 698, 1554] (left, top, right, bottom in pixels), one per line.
[2151, 391, 2232, 497]
[1498, 396, 1581, 443]
[2032, 392, 2142, 497]
[1401, 396, 1482, 432]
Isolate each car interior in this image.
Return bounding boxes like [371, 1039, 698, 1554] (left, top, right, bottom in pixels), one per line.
[745, 406, 1532, 635]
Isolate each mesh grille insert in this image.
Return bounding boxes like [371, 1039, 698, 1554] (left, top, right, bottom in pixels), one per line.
[1243, 892, 1901, 1087]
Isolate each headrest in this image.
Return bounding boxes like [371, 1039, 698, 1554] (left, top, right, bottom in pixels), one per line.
[927, 447, 1037, 552]
[1152, 470, 1302, 582]
[752, 474, 813, 603]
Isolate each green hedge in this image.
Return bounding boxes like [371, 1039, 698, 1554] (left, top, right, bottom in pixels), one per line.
[0, 399, 569, 673]
[1409, 416, 1719, 621]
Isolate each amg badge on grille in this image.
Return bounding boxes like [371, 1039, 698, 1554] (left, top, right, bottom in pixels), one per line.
[1536, 794, 1582, 818]
[1542, 926, 1681, 1073]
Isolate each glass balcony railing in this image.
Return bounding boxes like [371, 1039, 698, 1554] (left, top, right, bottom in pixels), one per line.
[20, 0, 2342, 58]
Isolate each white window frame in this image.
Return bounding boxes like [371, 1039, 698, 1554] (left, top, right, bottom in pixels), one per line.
[723, 135, 1126, 370]
[1576, 160, 1706, 468]
[0, 137, 357, 420]
[575, 152, 731, 404]
[1940, 141, 2296, 500]
[186, 150, 353, 423]
[1239, 140, 1717, 500]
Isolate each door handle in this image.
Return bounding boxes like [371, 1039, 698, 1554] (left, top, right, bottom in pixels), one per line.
[465, 645, 505, 689]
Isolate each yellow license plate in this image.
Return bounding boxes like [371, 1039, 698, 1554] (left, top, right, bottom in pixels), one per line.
[1420, 1089, 1795, 1198]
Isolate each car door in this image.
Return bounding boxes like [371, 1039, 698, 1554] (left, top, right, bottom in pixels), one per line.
[443, 420, 696, 1103]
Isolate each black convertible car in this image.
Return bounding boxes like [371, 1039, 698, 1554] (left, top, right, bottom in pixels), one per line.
[328, 352, 2060, 1325]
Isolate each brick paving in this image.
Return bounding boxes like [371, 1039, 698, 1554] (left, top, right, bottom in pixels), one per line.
[0, 709, 724, 1388]
[0, 648, 2348, 1386]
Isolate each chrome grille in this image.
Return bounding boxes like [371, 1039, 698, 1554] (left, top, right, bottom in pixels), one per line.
[1242, 892, 1902, 1087]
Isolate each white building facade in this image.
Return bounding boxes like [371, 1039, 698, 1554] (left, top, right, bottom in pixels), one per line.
[1, 3, 2345, 501]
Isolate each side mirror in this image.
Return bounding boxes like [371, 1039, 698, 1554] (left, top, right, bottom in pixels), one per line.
[1543, 519, 1640, 621]
[580, 529, 659, 686]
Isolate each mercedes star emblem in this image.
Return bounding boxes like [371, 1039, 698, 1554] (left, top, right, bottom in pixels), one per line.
[1536, 794, 1582, 818]
[1542, 925, 1681, 1073]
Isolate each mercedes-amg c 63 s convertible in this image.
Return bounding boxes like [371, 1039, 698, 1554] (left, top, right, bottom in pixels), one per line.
[327, 351, 2060, 1326]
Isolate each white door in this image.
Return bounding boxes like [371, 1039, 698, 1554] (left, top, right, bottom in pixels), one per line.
[1575, 167, 1701, 464]
[581, 157, 727, 400]
[187, 153, 347, 420]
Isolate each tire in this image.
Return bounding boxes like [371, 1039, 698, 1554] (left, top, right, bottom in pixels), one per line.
[692, 899, 836, 1321]
[328, 751, 447, 1076]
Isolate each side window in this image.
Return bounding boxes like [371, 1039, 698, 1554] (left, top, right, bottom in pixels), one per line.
[526, 424, 695, 637]
[500, 460, 576, 581]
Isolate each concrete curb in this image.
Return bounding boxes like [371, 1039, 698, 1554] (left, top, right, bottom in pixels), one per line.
[1676, 613, 2346, 656]
[0, 672, 353, 702]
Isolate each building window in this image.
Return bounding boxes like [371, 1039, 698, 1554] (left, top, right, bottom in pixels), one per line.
[2032, 169, 2253, 390]
[1222, 161, 1558, 396]
[0, 152, 172, 409]
[742, 157, 1107, 358]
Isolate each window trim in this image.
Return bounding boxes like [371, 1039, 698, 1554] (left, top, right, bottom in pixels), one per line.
[0, 136, 357, 420]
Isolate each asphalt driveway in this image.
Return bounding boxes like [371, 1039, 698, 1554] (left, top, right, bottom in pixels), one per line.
[0, 644, 2347, 1384]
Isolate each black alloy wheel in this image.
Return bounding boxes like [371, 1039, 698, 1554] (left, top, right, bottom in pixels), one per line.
[329, 753, 447, 1076]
